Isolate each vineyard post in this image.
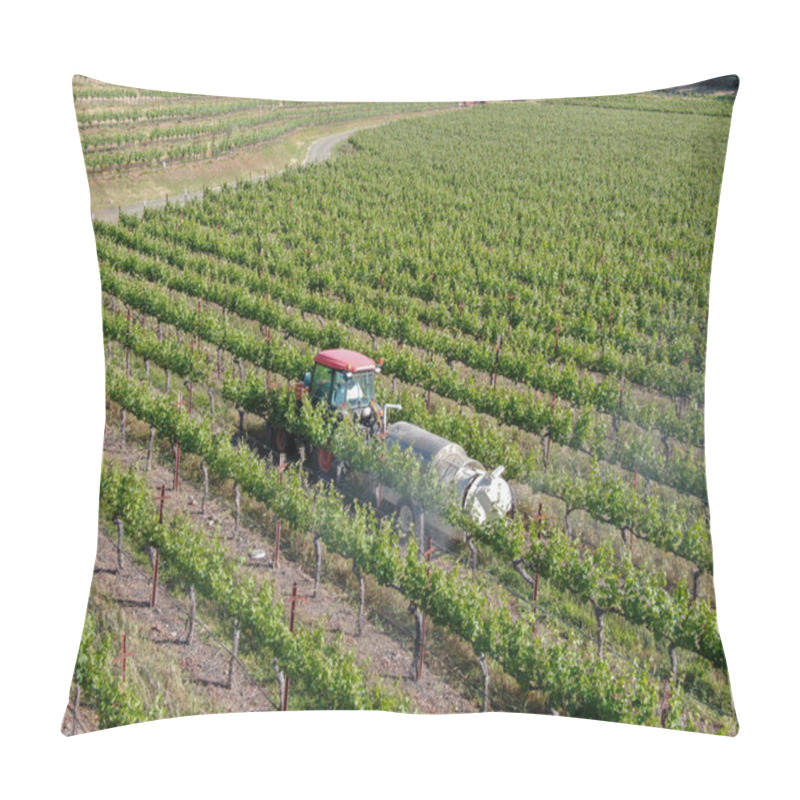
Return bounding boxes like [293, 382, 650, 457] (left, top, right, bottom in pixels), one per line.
[533, 504, 544, 630]
[186, 585, 196, 646]
[228, 620, 240, 690]
[410, 605, 424, 681]
[273, 658, 286, 711]
[491, 334, 502, 388]
[417, 537, 435, 681]
[282, 581, 308, 710]
[660, 679, 670, 727]
[71, 685, 81, 735]
[466, 533, 478, 578]
[114, 633, 132, 683]
[124, 307, 130, 375]
[234, 483, 241, 537]
[146, 426, 155, 470]
[354, 564, 366, 636]
[150, 549, 160, 609]
[668, 643, 678, 686]
[173, 392, 184, 491]
[692, 567, 702, 600]
[376, 449, 385, 513]
[151, 485, 166, 609]
[173, 442, 181, 491]
[201, 462, 209, 515]
[273, 453, 286, 568]
[593, 602, 606, 657]
[478, 653, 490, 712]
[120, 409, 126, 449]
[313, 533, 323, 596]
[114, 518, 124, 572]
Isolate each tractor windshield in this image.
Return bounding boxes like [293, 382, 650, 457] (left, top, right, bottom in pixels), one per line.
[331, 370, 375, 409]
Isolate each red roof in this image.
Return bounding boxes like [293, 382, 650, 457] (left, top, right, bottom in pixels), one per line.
[314, 348, 376, 373]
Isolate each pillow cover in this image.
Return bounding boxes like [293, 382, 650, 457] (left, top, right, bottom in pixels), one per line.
[63, 74, 738, 735]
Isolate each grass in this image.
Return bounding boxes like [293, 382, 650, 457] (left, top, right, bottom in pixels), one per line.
[78, 585, 228, 726]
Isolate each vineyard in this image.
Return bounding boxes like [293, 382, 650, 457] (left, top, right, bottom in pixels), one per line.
[73, 76, 451, 214]
[66, 88, 737, 734]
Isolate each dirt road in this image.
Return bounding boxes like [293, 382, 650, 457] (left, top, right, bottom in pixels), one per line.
[92, 129, 359, 223]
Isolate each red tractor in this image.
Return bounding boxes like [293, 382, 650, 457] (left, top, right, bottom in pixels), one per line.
[267, 348, 514, 543]
[270, 348, 390, 477]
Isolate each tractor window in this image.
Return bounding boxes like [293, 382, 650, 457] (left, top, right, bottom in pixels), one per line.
[331, 371, 375, 409]
[310, 365, 334, 405]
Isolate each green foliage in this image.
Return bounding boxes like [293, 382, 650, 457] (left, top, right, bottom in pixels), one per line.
[108, 369, 688, 727]
[73, 612, 157, 729]
[100, 461, 408, 712]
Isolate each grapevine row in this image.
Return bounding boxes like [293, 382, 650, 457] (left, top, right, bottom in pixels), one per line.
[120, 204, 708, 396]
[104, 317, 719, 668]
[99, 462, 408, 711]
[99, 255, 707, 500]
[98, 220, 705, 427]
[105, 367, 685, 727]
[101, 284, 711, 569]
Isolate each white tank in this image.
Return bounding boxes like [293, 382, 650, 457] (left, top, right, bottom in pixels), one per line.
[384, 421, 514, 525]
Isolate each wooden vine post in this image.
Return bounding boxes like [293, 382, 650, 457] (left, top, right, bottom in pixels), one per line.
[113, 633, 133, 683]
[71, 685, 81, 735]
[491, 334, 503, 387]
[228, 620, 240, 690]
[660, 679, 671, 727]
[533, 503, 544, 617]
[415, 537, 435, 681]
[478, 653, 490, 712]
[273, 453, 287, 568]
[150, 484, 166, 609]
[124, 306, 131, 377]
[173, 392, 184, 491]
[282, 582, 310, 710]
[114, 518, 124, 572]
[313, 532, 323, 596]
[186, 586, 197, 646]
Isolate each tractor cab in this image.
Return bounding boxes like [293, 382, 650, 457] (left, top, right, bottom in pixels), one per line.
[300, 349, 382, 425]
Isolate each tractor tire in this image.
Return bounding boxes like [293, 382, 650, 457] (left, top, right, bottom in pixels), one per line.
[395, 501, 419, 546]
[267, 423, 295, 457]
[313, 445, 336, 478]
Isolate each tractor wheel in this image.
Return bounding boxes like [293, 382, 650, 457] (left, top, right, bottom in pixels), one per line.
[333, 459, 348, 488]
[314, 446, 335, 476]
[395, 501, 418, 546]
[267, 423, 294, 455]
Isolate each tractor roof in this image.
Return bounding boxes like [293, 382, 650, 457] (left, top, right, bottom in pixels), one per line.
[314, 348, 376, 373]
